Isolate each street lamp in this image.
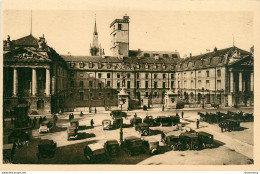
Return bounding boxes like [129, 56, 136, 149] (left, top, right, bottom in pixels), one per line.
[119, 98, 125, 143]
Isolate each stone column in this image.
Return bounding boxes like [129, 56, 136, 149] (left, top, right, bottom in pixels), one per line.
[239, 72, 242, 91]
[230, 71, 233, 93]
[46, 68, 50, 96]
[32, 68, 37, 96]
[13, 68, 18, 96]
[250, 72, 254, 91]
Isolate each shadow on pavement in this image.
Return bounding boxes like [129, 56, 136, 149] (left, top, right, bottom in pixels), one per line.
[150, 129, 163, 136]
[77, 132, 96, 140]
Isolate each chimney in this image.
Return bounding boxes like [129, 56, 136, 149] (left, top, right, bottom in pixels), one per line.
[214, 47, 218, 53]
[190, 53, 192, 58]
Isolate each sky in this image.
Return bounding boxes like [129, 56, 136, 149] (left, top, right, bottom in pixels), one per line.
[3, 10, 254, 57]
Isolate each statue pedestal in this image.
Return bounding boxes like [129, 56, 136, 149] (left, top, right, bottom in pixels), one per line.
[164, 89, 178, 109]
[118, 88, 129, 111]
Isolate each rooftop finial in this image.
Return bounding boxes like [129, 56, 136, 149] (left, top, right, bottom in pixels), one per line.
[30, 10, 32, 35]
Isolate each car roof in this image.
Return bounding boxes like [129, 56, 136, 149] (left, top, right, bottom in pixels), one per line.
[102, 119, 111, 122]
[137, 123, 149, 127]
[143, 137, 158, 143]
[182, 132, 198, 138]
[157, 116, 167, 118]
[106, 140, 119, 144]
[125, 136, 141, 141]
[197, 131, 213, 136]
[88, 143, 104, 151]
[165, 131, 179, 137]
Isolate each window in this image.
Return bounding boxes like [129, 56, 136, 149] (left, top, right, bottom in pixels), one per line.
[99, 92, 102, 97]
[217, 80, 221, 90]
[191, 72, 193, 78]
[136, 64, 140, 69]
[127, 81, 131, 89]
[206, 80, 210, 89]
[145, 81, 149, 88]
[118, 24, 122, 30]
[163, 54, 169, 58]
[117, 73, 120, 78]
[136, 73, 140, 79]
[154, 92, 158, 97]
[217, 69, 221, 77]
[98, 63, 102, 69]
[107, 93, 111, 98]
[80, 92, 84, 100]
[206, 71, 209, 77]
[80, 81, 84, 88]
[178, 81, 180, 88]
[191, 80, 194, 89]
[184, 73, 186, 79]
[144, 53, 150, 57]
[184, 80, 187, 89]
[153, 64, 157, 69]
[198, 71, 201, 78]
[136, 81, 140, 89]
[127, 73, 130, 78]
[89, 73, 93, 78]
[162, 65, 166, 69]
[171, 74, 174, 79]
[145, 74, 149, 79]
[171, 81, 174, 89]
[145, 64, 149, 69]
[107, 73, 111, 78]
[154, 82, 158, 89]
[107, 64, 111, 69]
[98, 83, 102, 89]
[98, 73, 102, 78]
[80, 73, 84, 77]
[198, 80, 202, 89]
[70, 63, 75, 68]
[89, 81, 93, 88]
[70, 81, 74, 88]
[171, 65, 174, 70]
[154, 74, 157, 79]
[79, 62, 85, 68]
[117, 82, 120, 88]
[107, 81, 111, 87]
[163, 74, 166, 79]
[172, 54, 178, 58]
[163, 82, 166, 89]
[145, 92, 149, 97]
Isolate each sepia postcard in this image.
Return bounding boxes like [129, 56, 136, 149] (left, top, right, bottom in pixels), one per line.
[1, 0, 260, 171]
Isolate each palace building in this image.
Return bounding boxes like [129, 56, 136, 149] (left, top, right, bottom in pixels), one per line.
[2, 15, 254, 115]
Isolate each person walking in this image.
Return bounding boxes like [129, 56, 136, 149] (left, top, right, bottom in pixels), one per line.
[181, 112, 184, 119]
[90, 119, 94, 127]
[95, 107, 97, 114]
[220, 122, 224, 133]
[162, 105, 164, 111]
[39, 116, 43, 124]
[196, 119, 200, 129]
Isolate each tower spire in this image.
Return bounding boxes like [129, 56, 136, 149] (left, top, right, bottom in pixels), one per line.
[232, 33, 235, 47]
[94, 14, 97, 35]
[30, 10, 32, 35]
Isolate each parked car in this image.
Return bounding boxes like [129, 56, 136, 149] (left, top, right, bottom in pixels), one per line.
[121, 136, 145, 156]
[102, 119, 112, 130]
[179, 132, 201, 150]
[84, 143, 106, 163]
[39, 121, 54, 133]
[8, 130, 30, 144]
[142, 137, 159, 154]
[37, 139, 57, 159]
[3, 144, 15, 163]
[67, 126, 78, 140]
[169, 115, 180, 125]
[135, 123, 150, 136]
[161, 132, 181, 150]
[143, 115, 158, 126]
[130, 117, 142, 126]
[160, 116, 172, 126]
[196, 131, 214, 147]
[104, 139, 120, 157]
[219, 119, 240, 132]
[110, 110, 127, 119]
[70, 119, 79, 129]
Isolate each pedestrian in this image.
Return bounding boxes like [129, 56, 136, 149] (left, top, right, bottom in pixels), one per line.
[95, 107, 97, 114]
[161, 132, 165, 142]
[134, 113, 137, 118]
[181, 111, 184, 118]
[80, 111, 83, 117]
[39, 116, 43, 124]
[221, 123, 224, 133]
[162, 105, 164, 111]
[90, 119, 94, 127]
[176, 113, 179, 117]
[196, 119, 200, 129]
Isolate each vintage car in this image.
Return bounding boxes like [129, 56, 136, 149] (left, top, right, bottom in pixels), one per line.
[130, 117, 142, 126]
[67, 126, 78, 140]
[84, 143, 106, 163]
[37, 139, 57, 159]
[169, 115, 181, 125]
[143, 115, 158, 126]
[161, 132, 181, 150]
[196, 131, 214, 147]
[121, 136, 145, 156]
[102, 119, 112, 130]
[3, 144, 15, 163]
[70, 119, 79, 129]
[113, 117, 123, 129]
[110, 110, 127, 119]
[39, 121, 54, 133]
[219, 119, 240, 132]
[160, 116, 172, 126]
[142, 137, 159, 154]
[179, 132, 201, 150]
[104, 139, 120, 157]
[8, 130, 30, 144]
[135, 123, 150, 136]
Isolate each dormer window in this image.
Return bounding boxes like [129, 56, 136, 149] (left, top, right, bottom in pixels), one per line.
[80, 62, 85, 68]
[107, 63, 111, 69]
[98, 63, 102, 69]
[163, 54, 169, 58]
[201, 59, 204, 65]
[144, 53, 150, 57]
[171, 65, 174, 70]
[145, 64, 149, 70]
[70, 62, 75, 68]
[209, 58, 212, 64]
[153, 64, 157, 69]
[193, 62, 196, 67]
[163, 64, 166, 69]
[136, 64, 140, 69]
[154, 54, 159, 60]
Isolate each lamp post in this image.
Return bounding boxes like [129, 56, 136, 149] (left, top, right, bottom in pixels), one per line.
[119, 98, 125, 143]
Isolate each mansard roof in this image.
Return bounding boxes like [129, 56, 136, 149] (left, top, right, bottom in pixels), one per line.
[175, 47, 251, 71]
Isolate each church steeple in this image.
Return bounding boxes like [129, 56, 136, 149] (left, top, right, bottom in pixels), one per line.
[90, 15, 103, 56]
